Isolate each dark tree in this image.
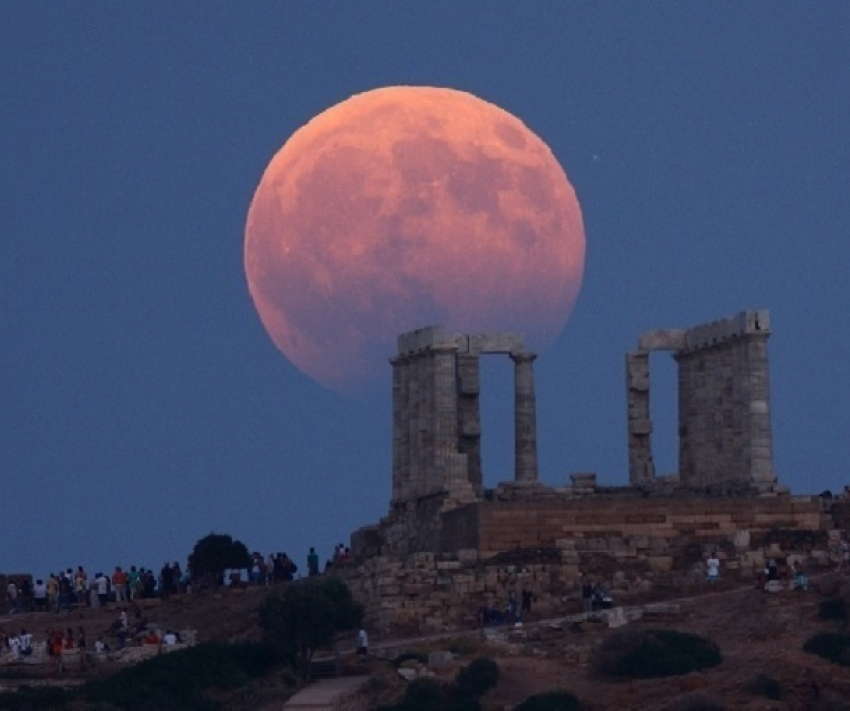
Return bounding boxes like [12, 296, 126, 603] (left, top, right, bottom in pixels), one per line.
[188, 533, 251, 582]
[260, 577, 363, 678]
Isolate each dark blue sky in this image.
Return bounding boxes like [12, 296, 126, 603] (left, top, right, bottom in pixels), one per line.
[2, 4, 848, 576]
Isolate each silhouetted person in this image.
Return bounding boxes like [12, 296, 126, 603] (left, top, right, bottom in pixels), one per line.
[307, 547, 319, 577]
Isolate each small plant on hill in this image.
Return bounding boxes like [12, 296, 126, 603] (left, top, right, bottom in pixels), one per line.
[392, 651, 429, 667]
[81, 641, 282, 710]
[662, 693, 727, 711]
[378, 677, 467, 711]
[815, 691, 850, 711]
[454, 656, 499, 698]
[818, 597, 848, 623]
[744, 672, 782, 700]
[595, 628, 721, 679]
[445, 635, 483, 656]
[803, 632, 850, 666]
[514, 689, 583, 711]
[0, 686, 72, 711]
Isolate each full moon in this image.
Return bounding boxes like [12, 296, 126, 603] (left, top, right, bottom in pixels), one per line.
[245, 86, 585, 392]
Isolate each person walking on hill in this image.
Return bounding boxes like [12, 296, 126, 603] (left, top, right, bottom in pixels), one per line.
[357, 628, 369, 660]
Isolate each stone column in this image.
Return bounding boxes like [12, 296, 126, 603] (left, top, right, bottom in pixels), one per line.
[408, 353, 426, 498]
[511, 351, 538, 483]
[456, 353, 482, 491]
[742, 332, 774, 487]
[626, 351, 655, 484]
[431, 345, 464, 488]
[390, 355, 405, 503]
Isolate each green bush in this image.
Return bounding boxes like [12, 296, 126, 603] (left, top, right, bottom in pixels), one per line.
[455, 656, 499, 698]
[803, 632, 850, 666]
[81, 641, 282, 710]
[662, 693, 727, 711]
[383, 677, 476, 711]
[815, 692, 850, 711]
[0, 686, 72, 710]
[744, 673, 782, 700]
[405, 677, 444, 706]
[818, 598, 848, 621]
[595, 628, 721, 678]
[515, 690, 583, 711]
[260, 577, 363, 678]
[393, 651, 429, 668]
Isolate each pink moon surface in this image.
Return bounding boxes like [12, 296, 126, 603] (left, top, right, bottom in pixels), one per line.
[245, 86, 585, 392]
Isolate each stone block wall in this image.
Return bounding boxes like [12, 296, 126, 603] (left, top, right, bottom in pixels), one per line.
[474, 494, 822, 560]
[342, 491, 836, 636]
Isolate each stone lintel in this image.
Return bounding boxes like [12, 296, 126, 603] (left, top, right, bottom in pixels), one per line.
[396, 326, 525, 357]
[638, 329, 688, 351]
[396, 325, 463, 356]
[464, 332, 525, 355]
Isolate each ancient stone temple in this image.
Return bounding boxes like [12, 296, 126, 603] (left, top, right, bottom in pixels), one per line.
[390, 326, 539, 505]
[340, 310, 845, 636]
[626, 310, 775, 489]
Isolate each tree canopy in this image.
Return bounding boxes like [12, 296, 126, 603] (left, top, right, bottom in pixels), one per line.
[188, 533, 251, 580]
[260, 577, 363, 678]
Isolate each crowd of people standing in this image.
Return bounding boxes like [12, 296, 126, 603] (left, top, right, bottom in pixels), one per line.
[5, 562, 190, 615]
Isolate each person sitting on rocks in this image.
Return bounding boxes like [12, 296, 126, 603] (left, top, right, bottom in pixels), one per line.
[593, 583, 613, 610]
[581, 578, 594, 614]
[766, 559, 778, 581]
[793, 561, 809, 590]
[109, 610, 128, 635]
[706, 551, 721, 583]
[521, 587, 534, 620]
[507, 590, 519, 622]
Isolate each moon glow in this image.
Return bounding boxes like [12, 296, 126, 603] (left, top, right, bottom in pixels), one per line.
[245, 86, 585, 392]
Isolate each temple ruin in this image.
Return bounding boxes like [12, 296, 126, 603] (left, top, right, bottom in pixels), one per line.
[340, 310, 848, 635]
[390, 326, 539, 506]
[627, 309, 775, 489]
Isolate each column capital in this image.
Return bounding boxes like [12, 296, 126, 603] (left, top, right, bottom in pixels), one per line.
[510, 350, 537, 364]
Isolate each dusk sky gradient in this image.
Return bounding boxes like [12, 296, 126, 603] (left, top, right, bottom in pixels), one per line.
[2, 4, 848, 577]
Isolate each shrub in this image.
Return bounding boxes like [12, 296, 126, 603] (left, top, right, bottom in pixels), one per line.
[744, 673, 782, 700]
[393, 651, 429, 668]
[455, 656, 500, 698]
[260, 577, 363, 678]
[81, 641, 281, 710]
[818, 598, 848, 621]
[405, 677, 444, 706]
[0, 687, 72, 710]
[595, 628, 721, 678]
[662, 693, 727, 711]
[445, 635, 482, 656]
[803, 632, 850, 666]
[515, 690, 583, 711]
[815, 692, 850, 711]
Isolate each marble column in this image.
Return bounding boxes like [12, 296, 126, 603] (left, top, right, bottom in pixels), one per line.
[511, 351, 539, 483]
[431, 345, 463, 488]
